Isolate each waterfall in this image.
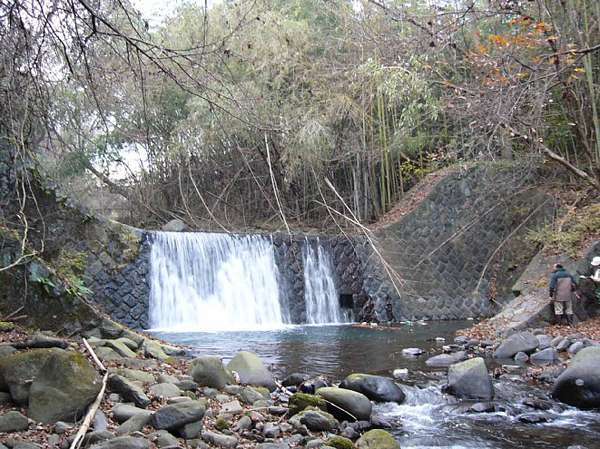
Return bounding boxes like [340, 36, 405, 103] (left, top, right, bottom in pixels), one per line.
[303, 238, 348, 324]
[149, 232, 289, 331]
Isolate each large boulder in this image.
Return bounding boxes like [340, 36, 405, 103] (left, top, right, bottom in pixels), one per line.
[187, 356, 234, 390]
[316, 387, 372, 422]
[29, 351, 103, 424]
[443, 357, 494, 401]
[151, 400, 206, 431]
[0, 348, 64, 404]
[356, 429, 399, 449]
[493, 332, 539, 359]
[226, 351, 276, 392]
[340, 374, 405, 404]
[553, 347, 600, 409]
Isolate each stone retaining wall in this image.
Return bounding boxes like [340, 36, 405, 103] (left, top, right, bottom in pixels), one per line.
[81, 164, 558, 329]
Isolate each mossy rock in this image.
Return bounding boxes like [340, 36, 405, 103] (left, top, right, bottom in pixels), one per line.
[215, 416, 229, 430]
[327, 436, 355, 449]
[29, 350, 103, 424]
[0, 322, 14, 332]
[356, 429, 399, 449]
[289, 392, 327, 415]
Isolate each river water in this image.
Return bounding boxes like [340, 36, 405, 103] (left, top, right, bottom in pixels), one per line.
[151, 322, 600, 449]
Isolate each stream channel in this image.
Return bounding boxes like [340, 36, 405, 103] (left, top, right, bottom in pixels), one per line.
[151, 322, 600, 449]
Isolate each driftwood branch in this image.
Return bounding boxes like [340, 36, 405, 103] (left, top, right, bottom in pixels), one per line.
[70, 339, 108, 449]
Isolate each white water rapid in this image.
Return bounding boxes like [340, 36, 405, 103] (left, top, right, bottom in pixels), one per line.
[303, 238, 348, 324]
[149, 232, 289, 331]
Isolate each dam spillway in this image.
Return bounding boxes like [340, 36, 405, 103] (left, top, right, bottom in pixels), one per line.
[148, 232, 347, 331]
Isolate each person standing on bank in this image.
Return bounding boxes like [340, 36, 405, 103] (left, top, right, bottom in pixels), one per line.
[581, 256, 600, 304]
[549, 263, 577, 326]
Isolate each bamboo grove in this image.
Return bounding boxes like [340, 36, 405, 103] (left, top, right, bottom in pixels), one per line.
[1, 0, 599, 232]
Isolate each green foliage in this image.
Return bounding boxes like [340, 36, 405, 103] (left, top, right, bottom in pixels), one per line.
[527, 203, 600, 257]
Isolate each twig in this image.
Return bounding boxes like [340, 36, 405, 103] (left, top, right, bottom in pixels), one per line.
[70, 339, 108, 449]
[1, 314, 28, 322]
[69, 372, 108, 449]
[1, 305, 24, 321]
[265, 133, 291, 235]
[83, 338, 107, 373]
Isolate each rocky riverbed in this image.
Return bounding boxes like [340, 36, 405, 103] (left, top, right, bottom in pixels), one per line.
[0, 318, 599, 449]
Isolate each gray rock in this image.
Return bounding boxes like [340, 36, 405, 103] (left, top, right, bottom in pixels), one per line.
[143, 340, 176, 364]
[157, 373, 179, 384]
[282, 373, 310, 387]
[108, 374, 151, 408]
[174, 380, 198, 391]
[262, 422, 280, 438]
[556, 339, 571, 352]
[0, 392, 10, 403]
[227, 351, 276, 392]
[258, 444, 290, 449]
[233, 415, 252, 431]
[149, 383, 181, 398]
[0, 345, 16, 359]
[401, 348, 424, 356]
[178, 420, 203, 439]
[443, 358, 494, 400]
[299, 410, 335, 432]
[116, 337, 139, 351]
[268, 406, 288, 416]
[514, 352, 529, 363]
[162, 219, 186, 232]
[94, 410, 109, 431]
[86, 431, 117, 445]
[156, 430, 180, 447]
[0, 411, 29, 432]
[583, 338, 600, 348]
[569, 342, 585, 355]
[340, 373, 405, 404]
[480, 340, 493, 348]
[167, 396, 192, 404]
[550, 336, 564, 347]
[29, 350, 103, 424]
[553, 347, 600, 409]
[316, 387, 372, 422]
[187, 356, 234, 390]
[425, 351, 468, 367]
[53, 421, 73, 434]
[223, 385, 243, 395]
[0, 348, 64, 404]
[151, 400, 206, 431]
[105, 340, 137, 358]
[95, 347, 124, 361]
[238, 386, 267, 405]
[221, 400, 244, 414]
[13, 443, 41, 449]
[530, 348, 559, 365]
[202, 431, 239, 448]
[116, 411, 153, 435]
[48, 435, 60, 447]
[112, 404, 149, 423]
[88, 436, 150, 449]
[305, 440, 324, 448]
[467, 339, 480, 349]
[493, 332, 539, 359]
[114, 368, 155, 384]
[469, 402, 496, 413]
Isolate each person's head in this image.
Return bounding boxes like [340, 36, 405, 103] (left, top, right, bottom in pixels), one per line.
[592, 256, 600, 267]
[552, 263, 563, 273]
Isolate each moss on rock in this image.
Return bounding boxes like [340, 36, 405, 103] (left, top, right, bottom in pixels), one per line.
[289, 392, 327, 415]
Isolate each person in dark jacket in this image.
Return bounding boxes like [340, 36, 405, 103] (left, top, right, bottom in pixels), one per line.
[549, 263, 577, 326]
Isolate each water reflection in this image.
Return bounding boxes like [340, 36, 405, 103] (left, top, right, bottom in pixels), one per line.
[151, 321, 470, 378]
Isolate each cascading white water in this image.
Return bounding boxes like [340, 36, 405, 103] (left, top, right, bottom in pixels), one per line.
[149, 232, 289, 331]
[303, 238, 348, 324]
